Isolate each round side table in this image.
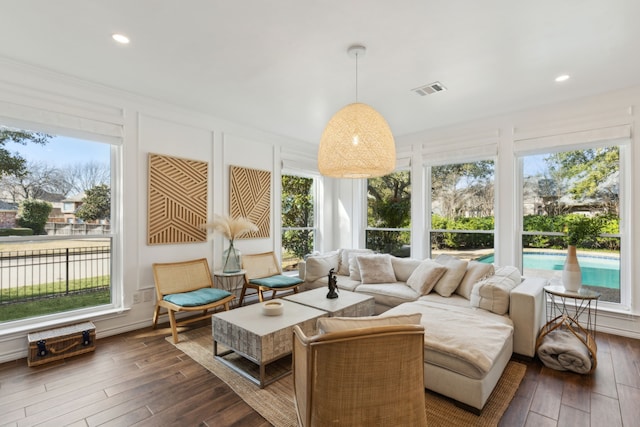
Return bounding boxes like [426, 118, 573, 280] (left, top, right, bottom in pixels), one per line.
[537, 283, 600, 373]
[213, 269, 246, 308]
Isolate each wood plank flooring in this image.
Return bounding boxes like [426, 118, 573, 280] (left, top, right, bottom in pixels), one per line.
[1, 322, 638, 426]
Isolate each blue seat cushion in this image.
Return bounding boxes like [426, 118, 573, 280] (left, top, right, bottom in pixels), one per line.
[163, 288, 232, 307]
[250, 275, 304, 289]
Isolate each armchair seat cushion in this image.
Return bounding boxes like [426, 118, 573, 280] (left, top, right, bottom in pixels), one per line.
[163, 288, 232, 307]
[250, 275, 303, 288]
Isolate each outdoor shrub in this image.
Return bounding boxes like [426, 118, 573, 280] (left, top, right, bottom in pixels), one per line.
[0, 228, 33, 236]
[16, 199, 52, 235]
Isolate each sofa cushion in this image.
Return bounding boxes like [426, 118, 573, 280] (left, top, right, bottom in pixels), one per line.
[357, 254, 396, 284]
[434, 254, 469, 297]
[406, 259, 447, 295]
[456, 261, 495, 300]
[338, 249, 372, 276]
[304, 251, 340, 282]
[318, 312, 422, 334]
[390, 257, 422, 282]
[356, 283, 420, 307]
[470, 275, 518, 315]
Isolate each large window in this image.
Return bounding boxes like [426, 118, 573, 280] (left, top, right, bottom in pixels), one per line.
[429, 160, 495, 261]
[365, 171, 411, 256]
[520, 146, 622, 303]
[281, 174, 316, 271]
[0, 126, 113, 323]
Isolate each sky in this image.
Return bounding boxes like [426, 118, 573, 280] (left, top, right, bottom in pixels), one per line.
[6, 135, 110, 166]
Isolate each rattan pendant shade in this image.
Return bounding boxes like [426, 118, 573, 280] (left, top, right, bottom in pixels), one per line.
[318, 102, 396, 178]
[317, 45, 396, 178]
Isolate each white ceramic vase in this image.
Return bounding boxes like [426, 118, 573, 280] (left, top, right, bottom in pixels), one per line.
[562, 245, 582, 292]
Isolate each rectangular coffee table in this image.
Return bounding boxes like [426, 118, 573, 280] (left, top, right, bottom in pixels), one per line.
[283, 288, 375, 317]
[212, 299, 326, 388]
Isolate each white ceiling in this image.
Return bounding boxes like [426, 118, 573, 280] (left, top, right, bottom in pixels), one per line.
[2, 1, 640, 144]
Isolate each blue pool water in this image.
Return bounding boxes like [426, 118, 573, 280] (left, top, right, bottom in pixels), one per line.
[478, 252, 620, 289]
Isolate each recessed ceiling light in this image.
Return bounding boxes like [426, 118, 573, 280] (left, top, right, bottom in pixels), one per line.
[555, 74, 570, 82]
[112, 33, 130, 44]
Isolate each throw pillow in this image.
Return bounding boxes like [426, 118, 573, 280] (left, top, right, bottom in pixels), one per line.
[406, 259, 447, 295]
[494, 265, 522, 285]
[456, 261, 495, 300]
[348, 253, 362, 281]
[304, 251, 340, 282]
[318, 313, 422, 334]
[357, 254, 397, 284]
[338, 249, 373, 276]
[433, 254, 469, 297]
[470, 275, 518, 315]
[390, 257, 422, 282]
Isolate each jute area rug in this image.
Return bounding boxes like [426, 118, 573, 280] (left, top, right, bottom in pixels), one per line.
[168, 326, 525, 427]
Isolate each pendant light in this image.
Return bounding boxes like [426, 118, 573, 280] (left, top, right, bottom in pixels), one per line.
[318, 45, 396, 178]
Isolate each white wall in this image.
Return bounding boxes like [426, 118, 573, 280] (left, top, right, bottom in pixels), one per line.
[0, 58, 316, 362]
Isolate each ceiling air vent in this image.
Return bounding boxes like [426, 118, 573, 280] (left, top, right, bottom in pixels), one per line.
[412, 81, 447, 96]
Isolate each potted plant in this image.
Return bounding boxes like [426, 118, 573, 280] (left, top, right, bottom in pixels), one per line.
[562, 215, 602, 292]
[203, 214, 258, 272]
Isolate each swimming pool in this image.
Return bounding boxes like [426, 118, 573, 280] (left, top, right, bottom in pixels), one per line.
[478, 252, 620, 289]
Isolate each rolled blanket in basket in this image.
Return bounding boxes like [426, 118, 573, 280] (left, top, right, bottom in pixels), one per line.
[537, 328, 592, 374]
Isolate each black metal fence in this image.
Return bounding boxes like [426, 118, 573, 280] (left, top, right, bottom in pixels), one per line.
[0, 245, 111, 304]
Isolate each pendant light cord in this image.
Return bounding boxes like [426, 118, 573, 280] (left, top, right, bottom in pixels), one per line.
[355, 51, 359, 103]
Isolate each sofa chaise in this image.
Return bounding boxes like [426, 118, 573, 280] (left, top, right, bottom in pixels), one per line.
[299, 249, 546, 411]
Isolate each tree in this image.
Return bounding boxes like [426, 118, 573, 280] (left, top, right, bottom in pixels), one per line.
[367, 171, 411, 255]
[281, 176, 314, 259]
[63, 161, 110, 194]
[75, 184, 110, 222]
[0, 128, 50, 178]
[0, 161, 71, 202]
[431, 161, 494, 218]
[544, 147, 619, 215]
[16, 199, 52, 234]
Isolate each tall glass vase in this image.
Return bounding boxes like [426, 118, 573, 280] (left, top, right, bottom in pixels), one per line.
[222, 241, 242, 273]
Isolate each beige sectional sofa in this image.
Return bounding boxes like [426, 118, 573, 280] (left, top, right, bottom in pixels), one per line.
[299, 249, 547, 411]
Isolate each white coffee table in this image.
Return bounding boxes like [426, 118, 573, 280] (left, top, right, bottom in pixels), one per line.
[212, 299, 326, 388]
[283, 287, 375, 317]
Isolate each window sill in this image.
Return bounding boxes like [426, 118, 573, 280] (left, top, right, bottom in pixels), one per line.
[0, 306, 130, 338]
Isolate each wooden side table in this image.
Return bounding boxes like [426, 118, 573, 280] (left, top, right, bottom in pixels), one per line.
[213, 269, 246, 308]
[537, 283, 600, 373]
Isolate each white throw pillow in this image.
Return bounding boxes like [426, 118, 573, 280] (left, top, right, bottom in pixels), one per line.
[470, 275, 518, 315]
[390, 257, 422, 282]
[406, 259, 447, 295]
[434, 254, 469, 297]
[338, 249, 372, 276]
[494, 265, 522, 285]
[304, 251, 340, 282]
[318, 313, 422, 334]
[348, 253, 362, 281]
[456, 261, 495, 300]
[357, 254, 397, 284]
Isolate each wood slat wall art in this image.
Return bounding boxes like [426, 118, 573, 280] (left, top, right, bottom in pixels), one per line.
[230, 165, 271, 239]
[148, 153, 208, 245]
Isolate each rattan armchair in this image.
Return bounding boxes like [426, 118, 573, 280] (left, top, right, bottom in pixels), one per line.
[292, 324, 428, 427]
[152, 258, 234, 343]
[238, 251, 303, 306]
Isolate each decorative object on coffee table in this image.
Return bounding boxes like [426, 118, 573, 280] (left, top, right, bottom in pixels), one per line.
[326, 268, 339, 299]
[262, 300, 284, 316]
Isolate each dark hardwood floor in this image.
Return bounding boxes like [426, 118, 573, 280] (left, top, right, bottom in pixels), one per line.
[1, 322, 638, 426]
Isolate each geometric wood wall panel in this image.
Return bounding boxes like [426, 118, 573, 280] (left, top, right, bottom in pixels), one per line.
[230, 165, 271, 239]
[147, 153, 208, 245]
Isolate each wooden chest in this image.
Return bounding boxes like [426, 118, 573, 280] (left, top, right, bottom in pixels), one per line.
[27, 321, 96, 367]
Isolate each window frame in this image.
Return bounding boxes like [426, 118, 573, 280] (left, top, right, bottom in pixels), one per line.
[0, 122, 122, 329]
[515, 139, 630, 310]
